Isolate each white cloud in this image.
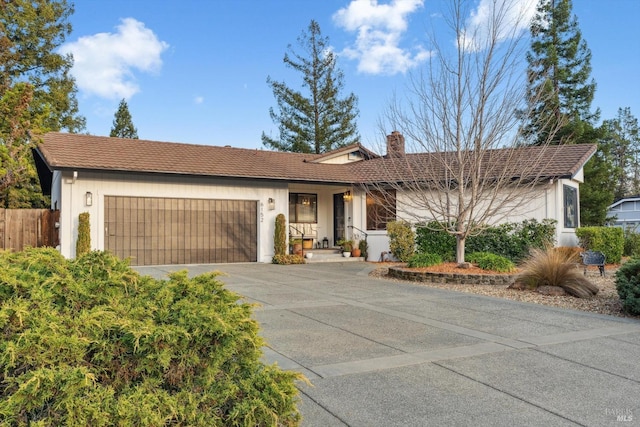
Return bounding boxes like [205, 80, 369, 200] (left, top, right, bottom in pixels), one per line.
[194, 96, 204, 104]
[333, 0, 429, 75]
[460, 0, 537, 51]
[60, 18, 169, 99]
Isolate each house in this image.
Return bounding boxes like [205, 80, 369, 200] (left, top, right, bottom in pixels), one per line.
[33, 132, 596, 265]
[607, 196, 640, 230]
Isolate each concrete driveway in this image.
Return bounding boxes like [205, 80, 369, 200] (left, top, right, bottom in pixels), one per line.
[135, 262, 640, 426]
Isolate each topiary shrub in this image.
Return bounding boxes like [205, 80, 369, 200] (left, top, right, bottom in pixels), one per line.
[387, 220, 415, 262]
[467, 252, 515, 273]
[407, 252, 442, 268]
[576, 226, 624, 264]
[615, 258, 640, 315]
[76, 211, 91, 257]
[0, 248, 303, 426]
[274, 213, 287, 257]
[512, 246, 598, 298]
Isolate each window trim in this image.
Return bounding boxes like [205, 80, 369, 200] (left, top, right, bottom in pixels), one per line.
[563, 184, 578, 229]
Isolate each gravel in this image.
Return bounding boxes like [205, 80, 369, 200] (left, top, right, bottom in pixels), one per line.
[370, 263, 638, 320]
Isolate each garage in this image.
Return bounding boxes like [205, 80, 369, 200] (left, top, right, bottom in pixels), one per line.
[104, 196, 257, 266]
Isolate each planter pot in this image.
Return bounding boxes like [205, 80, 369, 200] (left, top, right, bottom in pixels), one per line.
[343, 252, 351, 258]
[352, 248, 361, 257]
[302, 239, 313, 249]
[292, 243, 302, 255]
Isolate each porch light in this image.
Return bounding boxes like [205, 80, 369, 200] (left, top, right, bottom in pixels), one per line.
[268, 197, 275, 210]
[343, 191, 352, 202]
[85, 191, 93, 206]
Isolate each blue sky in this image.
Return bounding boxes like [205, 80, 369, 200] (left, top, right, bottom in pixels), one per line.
[63, 0, 640, 150]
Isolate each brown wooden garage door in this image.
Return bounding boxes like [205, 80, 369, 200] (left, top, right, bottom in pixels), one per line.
[105, 196, 257, 265]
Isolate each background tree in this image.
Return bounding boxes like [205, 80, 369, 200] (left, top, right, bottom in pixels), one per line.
[521, 0, 615, 225]
[522, 0, 597, 146]
[576, 125, 615, 225]
[262, 20, 359, 154]
[600, 107, 640, 200]
[0, 0, 85, 208]
[110, 99, 139, 139]
[374, 0, 559, 265]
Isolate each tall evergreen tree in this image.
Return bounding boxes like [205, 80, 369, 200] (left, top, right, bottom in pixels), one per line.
[523, 0, 597, 145]
[110, 99, 139, 139]
[0, 0, 85, 208]
[262, 20, 359, 154]
[521, 0, 613, 224]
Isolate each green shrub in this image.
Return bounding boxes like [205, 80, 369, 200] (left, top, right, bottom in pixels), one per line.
[467, 252, 516, 273]
[623, 229, 640, 257]
[407, 252, 443, 268]
[415, 222, 456, 261]
[387, 220, 415, 262]
[468, 219, 556, 262]
[0, 249, 303, 426]
[513, 247, 598, 298]
[274, 213, 287, 256]
[76, 211, 91, 257]
[615, 258, 640, 315]
[416, 219, 556, 263]
[272, 254, 306, 265]
[467, 223, 520, 261]
[576, 226, 624, 264]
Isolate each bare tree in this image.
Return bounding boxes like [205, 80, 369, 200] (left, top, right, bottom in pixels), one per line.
[367, 0, 561, 265]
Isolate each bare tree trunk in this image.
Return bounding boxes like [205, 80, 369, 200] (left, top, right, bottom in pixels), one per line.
[456, 235, 466, 266]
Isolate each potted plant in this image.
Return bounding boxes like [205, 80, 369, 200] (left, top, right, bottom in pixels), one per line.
[351, 240, 361, 257]
[290, 238, 303, 255]
[338, 239, 353, 257]
[358, 239, 369, 260]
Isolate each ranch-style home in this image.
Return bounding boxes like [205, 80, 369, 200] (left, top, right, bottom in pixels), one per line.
[33, 132, 596, 266]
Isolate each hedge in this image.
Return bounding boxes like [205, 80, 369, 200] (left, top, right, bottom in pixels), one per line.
[415, 219, 556, 262]
[575, 226, 624, 264]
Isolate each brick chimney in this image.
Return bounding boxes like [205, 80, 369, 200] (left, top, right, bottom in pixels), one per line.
[386, 131, 405, 157]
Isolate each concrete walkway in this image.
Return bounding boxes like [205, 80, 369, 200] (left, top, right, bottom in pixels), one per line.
[135, 262, 640, 427]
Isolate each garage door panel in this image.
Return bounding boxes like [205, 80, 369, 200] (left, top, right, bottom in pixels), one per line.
[105, 196, 257, 266]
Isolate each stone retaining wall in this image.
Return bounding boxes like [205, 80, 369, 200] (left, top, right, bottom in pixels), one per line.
[388, 267, 516, 286]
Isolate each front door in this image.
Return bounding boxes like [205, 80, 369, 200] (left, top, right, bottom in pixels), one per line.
[333, 193, 345, 247]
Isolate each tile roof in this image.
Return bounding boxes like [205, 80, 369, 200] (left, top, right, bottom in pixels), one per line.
[351, 144, 597, 184]
[35, 132, 596, 185]
[36, 132, 355, 184]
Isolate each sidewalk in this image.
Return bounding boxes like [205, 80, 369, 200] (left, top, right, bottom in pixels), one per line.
[135, 262, 640, 426]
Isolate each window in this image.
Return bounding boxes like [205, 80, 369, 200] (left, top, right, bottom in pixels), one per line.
[564, 185, 578, 228]
[367, 189, 396, 230]
[289, 193, 317, 223]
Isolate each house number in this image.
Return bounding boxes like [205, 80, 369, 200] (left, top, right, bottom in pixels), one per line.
[260, 202, 264, 223]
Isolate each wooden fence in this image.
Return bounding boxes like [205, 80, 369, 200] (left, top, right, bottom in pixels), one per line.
[0, 209, 60, 251]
